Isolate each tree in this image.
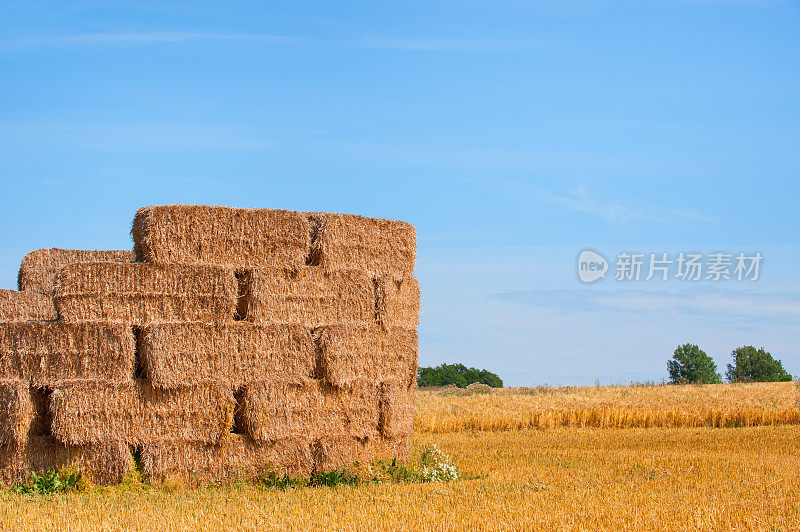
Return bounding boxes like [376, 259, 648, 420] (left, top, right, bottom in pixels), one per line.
[725, 346, 793, 382]
[667, 344, 721, 384]
[417, 363, 503, 388]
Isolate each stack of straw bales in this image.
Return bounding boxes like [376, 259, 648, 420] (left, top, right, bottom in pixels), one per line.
[0, 205, 419, 485]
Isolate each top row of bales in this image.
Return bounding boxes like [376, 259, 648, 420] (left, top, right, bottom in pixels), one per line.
[131, 205, 416, 277]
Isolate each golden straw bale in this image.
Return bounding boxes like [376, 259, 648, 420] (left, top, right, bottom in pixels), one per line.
[53, 262, 237, 325]
[141, 435, 313, 485]
[132, 205, 310, 268]
[0, 380, 34, 445]
[307, 212, 416, 278]
[375, 275, 420, 329]
[0, 290, 56, 322]
[50, 380, 234, 445]
[0, 437, 132, 486]
[379, 380, 414, 439]
[18, 248, 133, 294]
[242, 379, 379, 442]
[141, 322, 315, 388]
[0, 322, 135, 386]
[317, 325, 418, 389]
[249, 267, 375, 327]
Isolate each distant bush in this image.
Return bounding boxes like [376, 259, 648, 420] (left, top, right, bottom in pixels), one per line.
[667, 344, 721, 384]
[417, 363, 503, 388]
[726, 346, 792, 383]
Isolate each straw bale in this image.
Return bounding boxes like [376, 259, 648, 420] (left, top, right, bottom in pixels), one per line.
[0, 380, 34, 445]
[318, 325, 418, 388]
[53, 262, 237, 325]
[18, 248, 134, 295]
[379, 380, 414, 439]
[0, 322, 135, 386]
[307, 212, 416, 278]
[0, 290, 56, 322]
[0, 437, 132, 486]
[249, 267, 375, 327]
[132, 205, 310, 268]
[50, 380, 234, 445]
[141, 435, 313, 485]
[242, 379, 379, 442]
[311, 434, 410, 473]
[375, 275, 420, 329]
[141, 322, 315, 388]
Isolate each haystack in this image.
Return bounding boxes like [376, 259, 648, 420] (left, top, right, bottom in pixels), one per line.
[50, 380, 234, 445]
[18, 248, 133, 294]
[1, 204, 420, 484]
[306, 212, 416, 278]
[248, 267, 375, 327]
[0, 290, 56, 322]
[0, 322, 135, 386]
[132, 205, 310, 268]
[141, 323, 315, 388]
[53, 262, 237, 325]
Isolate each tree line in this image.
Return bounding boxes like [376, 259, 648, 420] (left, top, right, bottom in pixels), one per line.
[667, 344, 793, 384]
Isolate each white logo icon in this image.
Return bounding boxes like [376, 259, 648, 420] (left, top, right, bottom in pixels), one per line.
[577, 250, 608, 283]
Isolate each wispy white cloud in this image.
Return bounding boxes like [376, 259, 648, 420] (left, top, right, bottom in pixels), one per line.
[7, 31, 302, 48]
[358, 38, 554, 52]
[490, 287, 800, 325]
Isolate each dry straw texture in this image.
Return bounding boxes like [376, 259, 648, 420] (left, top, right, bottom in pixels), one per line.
[0, 290, 56, 322]
[0, 437, 132, 486]
[0, 380, 33, 445]
[54, 262, 237, 325]
[249, 267, 375, 327]
[378, 380, 414, 440]
[50, 380, 234, 445]
[307, 212, 416, 278]
[0, 322, 134, 386]
[142, 323, 315, 388]
[375, 276, 420, 329]
[132, 205, 310, 268]
[142, 435, 313, 485]
[18, 248, 134, 295]
[311, 435, 410, 474]
[242, 379, 379, 442]
[318, 325, 418, 389]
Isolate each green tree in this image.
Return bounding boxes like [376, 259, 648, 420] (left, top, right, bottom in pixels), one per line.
[667, 344, 721, 384]
[417, 363, 503, 388]
[725, 346, 793, 382]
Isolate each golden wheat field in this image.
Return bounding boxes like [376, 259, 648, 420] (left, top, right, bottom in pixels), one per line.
[2, 382, 799, 531]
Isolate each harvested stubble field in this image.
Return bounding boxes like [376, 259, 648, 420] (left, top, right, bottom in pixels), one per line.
[2, 382, 799, 531]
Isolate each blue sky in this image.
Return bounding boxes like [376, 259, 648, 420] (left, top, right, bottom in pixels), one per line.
[1, 0, 798, 385]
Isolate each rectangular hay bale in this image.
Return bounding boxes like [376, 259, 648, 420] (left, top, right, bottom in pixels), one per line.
[141, 322, 315, 388]
[53, 262, 237, 325]
[376, 275, 420, 329]
[249, 267, 375, 327]
[379, 380, 414, 439]
[311, 434, 410, 473]
[0, 437, 133, 486]
[0, 290, 56, 322]
[0, 380, 34, 445]
[141, 435, 313, 485]
[242, 379, 379, 442]
[307, 212, 416, 278]
[50, 380, 234, 445]
[0, 322, 135, 386]
[18, 248, 134, 294]
[318, 325, 418, 389]
[132, 205, 310, 268]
